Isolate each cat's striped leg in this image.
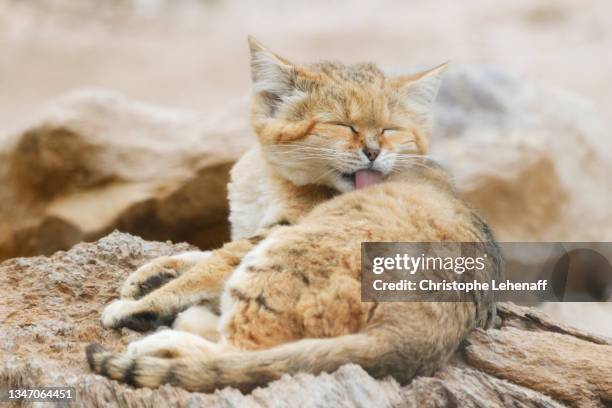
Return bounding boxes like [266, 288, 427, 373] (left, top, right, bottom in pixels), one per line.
[101, 234, 266, 332]
[120, 251, 212, 300]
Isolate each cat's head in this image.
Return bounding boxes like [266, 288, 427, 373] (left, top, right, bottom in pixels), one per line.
[248, 36, 446, 192]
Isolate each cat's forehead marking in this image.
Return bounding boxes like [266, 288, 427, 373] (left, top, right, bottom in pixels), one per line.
[310, 61, 385, 85]
[286, 61, 408, 128]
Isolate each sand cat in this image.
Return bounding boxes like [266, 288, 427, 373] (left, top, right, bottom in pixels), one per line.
[86, 37, 500, 392]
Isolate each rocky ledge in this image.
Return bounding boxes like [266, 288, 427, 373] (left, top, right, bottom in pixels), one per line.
[1, 231, 611, 407]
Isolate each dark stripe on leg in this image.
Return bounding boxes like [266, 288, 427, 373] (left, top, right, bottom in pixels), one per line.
[124, 360, 139, 387]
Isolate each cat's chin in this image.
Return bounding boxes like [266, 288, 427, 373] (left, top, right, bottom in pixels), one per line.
[327, 173, 356, 193]
[330, 177, 356, 193]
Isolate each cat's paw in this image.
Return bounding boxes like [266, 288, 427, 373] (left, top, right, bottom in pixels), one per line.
[126, 329, 221, 358]
[101, 299, 170, 331]
[120, 257, 180, 300]
[120, 251, 211, 299]
[101, 299, 139, 328]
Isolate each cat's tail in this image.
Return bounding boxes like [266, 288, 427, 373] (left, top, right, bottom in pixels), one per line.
[86, 332, 421, 392]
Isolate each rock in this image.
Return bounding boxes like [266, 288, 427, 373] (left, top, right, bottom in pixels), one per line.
[0, 90, 252, 261]
[1, 231, 611, 407]
[433, 66, 612, 241]
[430, 67, 612, 338]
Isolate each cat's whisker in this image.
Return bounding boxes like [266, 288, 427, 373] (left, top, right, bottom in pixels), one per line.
[311, 167, 338, 184]
[395, 152, 431, 158]
[266, 144, 338, 152]
[280, 153, 350, 161]
[391, 161, 438, 173]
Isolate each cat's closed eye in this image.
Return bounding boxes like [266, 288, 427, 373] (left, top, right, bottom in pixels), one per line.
[332, 123, 358, 134]
[381, 128, 402, 135]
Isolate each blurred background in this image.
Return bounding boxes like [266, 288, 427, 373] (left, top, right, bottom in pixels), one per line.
[1, 0, 612, 335]
[2, 0, 612, 131]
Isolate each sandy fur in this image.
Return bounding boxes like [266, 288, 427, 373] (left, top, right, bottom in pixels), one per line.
[89, 38, 499, 393]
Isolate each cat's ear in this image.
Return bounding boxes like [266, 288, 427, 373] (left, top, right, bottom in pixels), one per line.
[248, 36, 298, 98]
[393, 63, 447, 126]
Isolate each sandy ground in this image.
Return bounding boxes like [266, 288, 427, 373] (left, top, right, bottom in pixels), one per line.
[1, 0, 611, 136]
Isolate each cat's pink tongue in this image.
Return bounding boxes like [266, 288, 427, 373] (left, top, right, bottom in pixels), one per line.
[354, 169, 384, 189]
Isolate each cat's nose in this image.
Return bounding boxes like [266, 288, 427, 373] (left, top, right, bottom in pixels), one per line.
[363, 148, 380, 162]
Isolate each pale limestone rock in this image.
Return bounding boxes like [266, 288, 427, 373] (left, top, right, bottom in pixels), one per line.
[434, 66, 612, 241]
[0, 90, 252, 261]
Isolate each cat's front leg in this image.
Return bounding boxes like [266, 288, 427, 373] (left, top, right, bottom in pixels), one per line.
[101, 236, 263, 331]
[120, 251, 212, 299]
[101, 280, 210, 332]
